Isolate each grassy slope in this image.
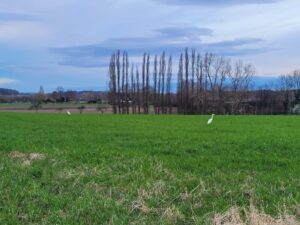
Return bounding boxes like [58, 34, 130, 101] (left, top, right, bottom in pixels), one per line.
[0, 113, 299, 224]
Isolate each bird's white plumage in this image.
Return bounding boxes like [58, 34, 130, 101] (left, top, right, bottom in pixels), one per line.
[207, 114, 215, 125]
[67, 110, 71, 115]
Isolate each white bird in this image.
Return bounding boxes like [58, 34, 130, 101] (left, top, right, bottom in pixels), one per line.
[67, 110, 71, 116]
[207, 114, 215, 125]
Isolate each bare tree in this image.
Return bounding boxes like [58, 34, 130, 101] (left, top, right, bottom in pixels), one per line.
[166, 55, 173, 114]
[31, 86, 45, 112]
[196, 53, 206, 114]
[279, 75, 293, 114]
[35, 86, 46, 103]
[136, 67, 141, 114]
[125, 52, 129, 114]
[130, 64, 136, 114]
[146, 54, 150, 114]
[211, 57, 231, 113]
[191, 49, 196, 113]
[184, 48, 189, 114]
[215, 57, 231, 113]
[157, 55, 162, 114]
[203, 53, 215, 113]
[107, 50, 260, 115]
[108, 54, 117, 114]
[229, 61, 255, 114]
[141, 53, 146, 113]
[177, 54, 184, 114]
[211, 55, 223, 103]
[292, 70, 300, 105]
[161, 52, 166, 114]
[55, 86, 65, 102]
[121, 51, 126, 114]
[116, 50, 121, 114]
[153, 55, 158, 114]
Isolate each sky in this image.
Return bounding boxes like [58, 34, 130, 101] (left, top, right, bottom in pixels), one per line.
[0, 0, 300, 92]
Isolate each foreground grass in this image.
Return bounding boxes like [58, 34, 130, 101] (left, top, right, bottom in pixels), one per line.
[0, 113, 299, 224]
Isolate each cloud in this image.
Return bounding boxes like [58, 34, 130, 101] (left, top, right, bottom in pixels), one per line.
[154, 0, 281, 6]
[51, 26, 273, 68]
[0, 21, 49, 43]
[0, 12, 35, 21]
[51, 26, 213, 67]
[0, 78, 17, 85]
[206, 38, 264, 47]
[101, 26, 213, 48]
[155, 27, 213, 38]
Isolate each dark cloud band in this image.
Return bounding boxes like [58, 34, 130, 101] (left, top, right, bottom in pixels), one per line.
[0, 12, 35, 21]
[51, 27, 273, 68]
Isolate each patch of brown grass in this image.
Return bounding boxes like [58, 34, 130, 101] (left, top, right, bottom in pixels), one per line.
[9, 151, 45, 167]
[162, 206, 185, 224]
[131, 197, 151, 214]
[211, 205, 300, 225]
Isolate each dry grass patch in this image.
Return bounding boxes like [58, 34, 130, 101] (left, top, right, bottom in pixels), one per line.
[211, 205, 300, 225]
[9, 151, 45, 167]
[131, 192, 151, 214]
[162, 206, 185, 224]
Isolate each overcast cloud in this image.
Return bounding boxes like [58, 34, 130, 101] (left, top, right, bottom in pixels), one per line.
[0, 0, 299, 92]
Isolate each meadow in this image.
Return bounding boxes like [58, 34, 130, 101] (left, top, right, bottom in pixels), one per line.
[0, 113, 300, 224]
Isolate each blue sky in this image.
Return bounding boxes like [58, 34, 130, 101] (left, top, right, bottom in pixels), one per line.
[0, 0, 299, 92]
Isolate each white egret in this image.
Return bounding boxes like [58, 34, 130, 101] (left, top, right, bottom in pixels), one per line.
[207, 114, 215, 125]
[67, 110, 71, 116]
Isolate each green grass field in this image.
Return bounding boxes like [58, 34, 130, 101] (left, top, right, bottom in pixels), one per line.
[0, 113, 299, 224]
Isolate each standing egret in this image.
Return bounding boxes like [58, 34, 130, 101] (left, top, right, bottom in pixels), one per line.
[67, 110, 71, 116]
[207, 114, 215, 125]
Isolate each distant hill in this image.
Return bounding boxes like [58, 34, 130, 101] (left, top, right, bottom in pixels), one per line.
[252, 76, 279, 89]
[0, 88, 19, 95]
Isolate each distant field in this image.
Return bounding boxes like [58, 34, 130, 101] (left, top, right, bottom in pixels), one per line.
[0, 113, 299, 224]
[0, 103, 101, 108]
[0, 103, 32, 109]
[0, 103, 110, 114]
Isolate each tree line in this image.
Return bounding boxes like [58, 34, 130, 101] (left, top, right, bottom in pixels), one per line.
[108, 49, 258, 115]
[279, 71, 300, 114]
[2, 51, 299, 115]
[108, 51, 173, 114]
